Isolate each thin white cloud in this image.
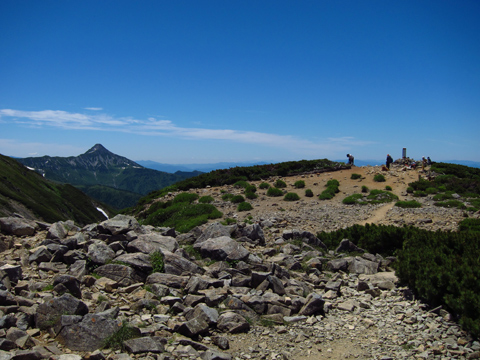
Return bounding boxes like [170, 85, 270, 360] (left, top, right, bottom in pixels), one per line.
[0, 138, 85, 158]
[84, 107, 103, 111]
[0, 108, 371, 153]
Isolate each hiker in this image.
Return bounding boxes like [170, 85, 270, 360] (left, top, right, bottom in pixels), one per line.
[346, 154, 354, 166]
[386, 154, 393, 169]
[422, 157, 427, 171]
[427, 156, 432, 165]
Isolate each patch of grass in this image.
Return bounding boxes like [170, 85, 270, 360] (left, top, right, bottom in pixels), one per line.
[97, 295, 108, 303]
[222, 193, 234, 201]
[258, 318, 277, 327]
[267, 187, 283, 197]
[395, 200, 422, 208]
[385, 186, 392, 191]
[305, 189, 313, 197]
[406, 186, 414, 194]
[294, 180, 305, 189]
[172, 192, 199, 204]
[231, 195, 245, 204]
[233, 180, 249, 188]
[284, 192, 300, 201]
[274, 179, 287, 188]
[259, 182, 270, 189]
[183, 245, 202, 260]
[434, 200, 466, 209]
[245, 192, 258, 200]
[425, 187, 438, 194]
[361, 185, 369, 193]
[366, 190, 398, 204]
[221, 217, 237, 225]
[237, 202, 253, 212]
[103, 321, 140, 350]
[42, 284, 54, 291]
[245, 185, 257, 193]
[414, 190, 427, 197]
[351, 173, 362, 180]
[342, 193, 363, 205]
[374, 174, 386, 182]
[199, 195, 214, 203]
[150, 251, 164, 274]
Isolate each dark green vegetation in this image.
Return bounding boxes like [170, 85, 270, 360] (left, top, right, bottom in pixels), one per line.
[294, 180, 305, 188]
[0, 154, 109, 225]
[150, 251, 164, 273]
[408, 162, 480, 212]
[267, 187, 283, 197]
[284, 192, 300, 201]
[237, 202, 253, 211]
[137, 192, 222, 233]
[103, 321, 140, 350]
[342, 189, 398, 205]
[395, 200, 422, 208]
[17, 144, 200, 210]
[305, 189, 314, 197]
[319, 179, 340, 200]
[154, 159, 345, 192]
[274, 179, 287, 188]
[351, 173, 362, 180]
[318, 221, 480, 337]
[374, 174, 386, 182]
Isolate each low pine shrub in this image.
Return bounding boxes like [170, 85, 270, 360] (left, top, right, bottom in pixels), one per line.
[274, 179, 287, 188]
[237, 202, 253, 212]
[245, 192, 258, 200]
[366, 190, 398, 204]
[434, 200, 466, 209]
[267, 187, 283, 197]
[173, 192, 199, 204]
[245, 185, 257, 193]
[351, 173, 362, 180]
[199, 196, 214, 203]
[259, 182, 270, 189]
[374, 174, 386, 182]
[305, 189, 313, 197]
[385, 186, 392, 191]
[150, 251, 164, 273]
[342, 193, 363, 205]
[231, 195, 245, 204]
[433, 193, 454, 201]
[326, 179, 340, 187]
[425, 187, 438, 194]
[414, 191, 427, 197]
[294, 180, 305, 189]
[361, 185, 369, 193]
[458, 218, 480, 232]
[234, 180, 249, 188]
[284, 192, 300, 201]
[395, 200, 422, 208]
[406, 186, 414, 193]
[222, 193, 234, 201]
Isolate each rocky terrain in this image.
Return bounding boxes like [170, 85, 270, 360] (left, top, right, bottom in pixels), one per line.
[0, 165, 478, 360]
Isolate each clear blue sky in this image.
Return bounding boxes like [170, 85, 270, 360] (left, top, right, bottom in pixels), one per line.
[1, 1, 479, 164]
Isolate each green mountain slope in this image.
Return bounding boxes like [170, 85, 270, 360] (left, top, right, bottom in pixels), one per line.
[0, 154, 110, 225]
[16, 144, 200, 209]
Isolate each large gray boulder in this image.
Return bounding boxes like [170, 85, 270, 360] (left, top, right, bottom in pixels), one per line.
[113, 253, 152, 273]
[146, 273, 189, 289]
[217, 312, 250, 334]
[0, 217, 37, 236]
[123, 336, 164, 354]
[163, 251, 204, 276]
[348, 256, 379, 275]
[87, 241, 115, 265]
[194, 223, 236, 245]
[198, 237, 249, 262]
[97, 215, 139, 235]
[127, 233, 178, 254]
[35, 294, 88, 330]
[298, 293, 325, 316]
[57, 308, 126, 351]
[95, 264, 146, 287]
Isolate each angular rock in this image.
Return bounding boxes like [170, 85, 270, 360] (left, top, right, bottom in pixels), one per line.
[95, 264, 146, 287]
[53, 275, 82, 299]
[123, 336, 164, 354]
[163, 250, 204, 276]
[146, 273, 189, 288]
[217, 312, 250, 334]
[113, 253, 152, 273]
[335, 239, 365, 253]
[87, 241, 115, 265]
[177, 317, 210, 338]
[298, 293, 324, 316]
[97, 215, 139, 235]
[35, 294, 88, 330]
[127, 233, 178, 254]
[198, 236, 250, 262]
[0, 217, 36, 236]
[348, 256, 379, 275]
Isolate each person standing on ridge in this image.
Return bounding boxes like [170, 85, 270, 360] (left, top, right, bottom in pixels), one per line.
[386, 154, 393, 169]
[347, 154, 354, 166]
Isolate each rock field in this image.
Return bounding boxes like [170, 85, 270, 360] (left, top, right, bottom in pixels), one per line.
[0, 165, 478, 360]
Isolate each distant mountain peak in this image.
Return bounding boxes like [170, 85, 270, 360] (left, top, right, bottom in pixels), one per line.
[86, 144, 109, 154]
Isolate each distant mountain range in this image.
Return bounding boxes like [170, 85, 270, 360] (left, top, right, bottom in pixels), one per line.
[16, 144, 201, 209]
[138, 158, 480, 173]
[0, 154, 109, 225]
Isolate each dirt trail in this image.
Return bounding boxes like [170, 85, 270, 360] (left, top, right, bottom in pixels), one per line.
[356, 202, 394, 226]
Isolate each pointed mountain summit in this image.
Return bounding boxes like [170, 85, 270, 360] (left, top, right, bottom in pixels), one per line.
[16, 145, 199, 209]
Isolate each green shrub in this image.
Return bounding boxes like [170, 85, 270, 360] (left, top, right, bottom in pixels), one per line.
[425, 187, 438, 194]
[385, 186, 392, 191]
[326, 179, 340, 187]
[458, 218, 480, 232]
[366, 190, 398, 204]
[373, 174, 386, 182]
[395, 200, 422, 208]
[150, 251, 164, 273]
[434, 200, 466, 209]
[267, 187, 283, 197]
[406, 186, 414, 193]
[319, 186, 336, 200]
[433, 193, 454, 201]
[245, 192, 258, 200]
[245, 185, 257, 193]
[172, 192, 199, 204]
[231, 195, 245, 204]
[342, 193, 363, 205]
[183, 245, 202, 260]
[274, 179, 287, 188]
[199, 195, 214, 203]
[221, 217, 237, 225]
[294, 180, 305, 189]
[259, 182, 270, 189]
[361, 185, 369, 193]
[237, 202, 253, 212]
[414, 191, 427, 197]
[234, 180, 249, 188]
[222, 193, 234, 201]
[284, 192, 300, 201]
[351, 173, 362, 180]
[305, 189, 313, 197]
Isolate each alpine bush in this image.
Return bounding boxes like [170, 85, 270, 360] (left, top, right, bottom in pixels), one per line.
[294, 180, 305, 189]
[237, 202, 253, 211]
[395, 200, 422, 208]
[267, 187, 283, 197]
[199, 195, 214, 203]
[284, 192, 300, 201]
[305, 189, 313, 197]
[231, 195, 245, 204]
[342, 193, 363, 205]
[351, 173, 362, 180]
[259, 182, 270, 189]
[373, 174, 386, 182]
[274, 179, 287, 188]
